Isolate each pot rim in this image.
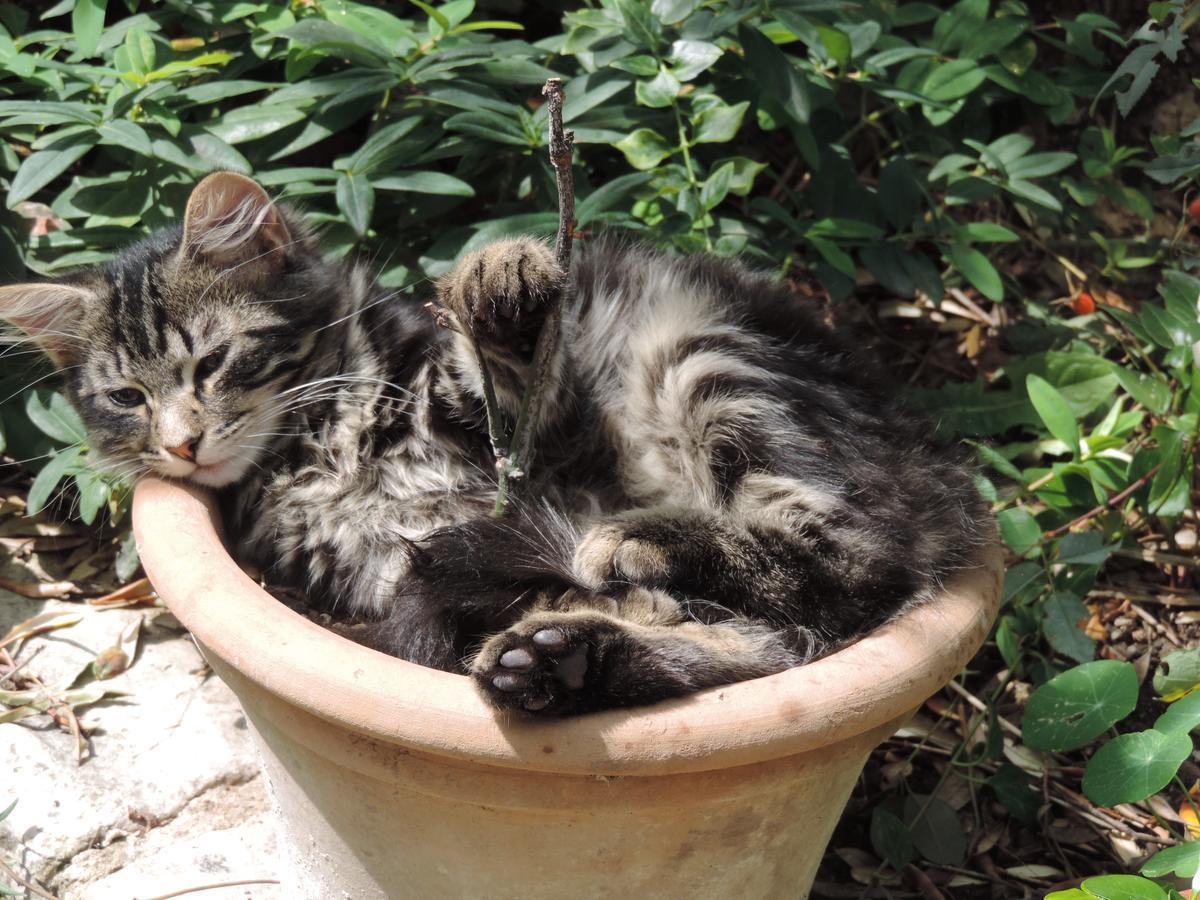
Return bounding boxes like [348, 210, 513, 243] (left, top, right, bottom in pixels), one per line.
[133, 476, 1002, 776]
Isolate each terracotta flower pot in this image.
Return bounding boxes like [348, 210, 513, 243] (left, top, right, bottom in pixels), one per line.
[133, 476, 1002, 900]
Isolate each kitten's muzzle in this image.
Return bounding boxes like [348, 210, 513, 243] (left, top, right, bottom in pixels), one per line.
[165, 436, 200, 461]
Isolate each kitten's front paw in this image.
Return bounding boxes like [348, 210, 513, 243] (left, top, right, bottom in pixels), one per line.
[438, 238, 562, 350]
[471, 614, 611, 715]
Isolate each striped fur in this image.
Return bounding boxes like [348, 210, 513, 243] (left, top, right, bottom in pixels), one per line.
[0, 174, 992, 716]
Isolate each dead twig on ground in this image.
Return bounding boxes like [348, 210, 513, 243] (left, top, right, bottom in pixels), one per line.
[142, 878, 282, 900]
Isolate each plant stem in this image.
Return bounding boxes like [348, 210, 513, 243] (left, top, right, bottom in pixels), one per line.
[493, 78, 577, 516]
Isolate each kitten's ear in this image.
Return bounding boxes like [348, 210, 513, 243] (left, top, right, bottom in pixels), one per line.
[180, 172, 291, 273]
[0, 282, 92, 366]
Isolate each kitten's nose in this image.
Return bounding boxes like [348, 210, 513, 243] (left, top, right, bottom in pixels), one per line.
[165, 436, 200, 461]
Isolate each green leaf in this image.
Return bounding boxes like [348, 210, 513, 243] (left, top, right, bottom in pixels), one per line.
[7, 136, 97, 207]
[1006, 151, 1075, 179]
[948, 243, 1003, 301]
[74, 468, 109, 525]
[869, 806, 914, 867]
[878, 158, 921, 229]
[336, 172, 374, 237]
[962, 16, 1029, 59]
[576, 172, 654, 224]
[372, 172, 474, 197]
[0, 799, 14, 823]
[923, 59, 986, 102]
[1005, 179, 1062, 211]
[816, 26, 851, 70]
[115, 529, 140, 583]
[1080, 876, 1168, 900]
[280, 19, 391, 67]
[72, 0, 107, 57]
[903, 795, 965, 865]
[692, 101, 748, 144]
[1003, 561, 1043, 601]
[635, 69, 681, 108]
[1056, 533, 1114, 567]
[1109, 365, 1172, 414]
[933, 0, 987, 52]
[343, 117, 423, 175]
[996, 507, 1040, 557]
[651, 0, 697, 24]
[1027, 374, 1079, 456]
[1022, 660, 1138, 751]
[122, 28, 156, 75]
[1141, 841, 1200, 879]
[1154, 690, 1200, 736]
[1043, 591, 1095, 664]
[25, 391, 87, 445]
[738, 25, 810, 124]
[986, 763, 1040, 824]
[668, 39, 721, 81]
[208, 105, 308, 145]
[700, 162, 734, 210]
[27, 448, 82, 516]
[1082, 729, 1193, 807]
[614, 128, 672, 170]
[1153, 648, 1200, 698]
[960, 222, 1020, 243]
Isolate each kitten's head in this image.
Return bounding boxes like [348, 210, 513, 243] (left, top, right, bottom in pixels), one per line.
[0, 173, 340, 487]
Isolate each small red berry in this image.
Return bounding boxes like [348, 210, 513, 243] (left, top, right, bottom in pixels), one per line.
[1188, 196, 1200, 223]
[1072, 291, 1096, 315]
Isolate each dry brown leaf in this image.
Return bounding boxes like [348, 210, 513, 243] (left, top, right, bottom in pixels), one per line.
[0, 610, 82, 651]
[1005, 864, 1064, 881]
[88, 577, 154, 608]
[0, 577, 78, 599]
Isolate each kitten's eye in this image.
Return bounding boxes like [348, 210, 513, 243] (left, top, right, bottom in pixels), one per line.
[195, 347, 227, 382]
[108, 388, 145, 408]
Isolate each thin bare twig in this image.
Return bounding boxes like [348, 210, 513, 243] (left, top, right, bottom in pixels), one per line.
[492, 77, 576, 516]
[1043, 463, 1162, 540]
[142, 878, 281, 900]
[0, 857, 57, 900]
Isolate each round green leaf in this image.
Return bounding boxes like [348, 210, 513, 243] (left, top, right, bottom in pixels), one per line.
[1141, 841, 1200, 879]
[1153, 648, 1200, 698]
[1022, 660, 1138, 752]
[869, 806, 914, 868]
[1080, 874, 1168, 900]
[903, 795, 965, 865]
[1082, 729, 1193, 807]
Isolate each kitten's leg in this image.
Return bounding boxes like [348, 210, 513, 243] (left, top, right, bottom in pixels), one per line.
[437, 238, 565, 414]
[470, 588, 800, 715]
[573, 507, 917, 645]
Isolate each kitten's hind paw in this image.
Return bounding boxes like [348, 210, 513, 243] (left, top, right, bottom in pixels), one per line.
[471, 613, 616, 716]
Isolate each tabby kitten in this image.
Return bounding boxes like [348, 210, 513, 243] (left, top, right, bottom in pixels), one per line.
[0, 173, 991, 715]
